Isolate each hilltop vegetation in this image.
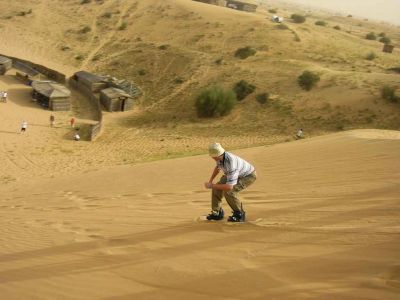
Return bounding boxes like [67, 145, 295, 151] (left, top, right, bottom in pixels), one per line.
[0, 0, 399, 151]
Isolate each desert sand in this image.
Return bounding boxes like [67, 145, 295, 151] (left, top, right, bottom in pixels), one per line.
[0, 0, 400, 299]
[0, 73, 399, 298]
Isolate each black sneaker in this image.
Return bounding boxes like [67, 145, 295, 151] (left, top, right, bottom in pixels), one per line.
[228, 210, 246, 222]
[206, 208, 224, 221]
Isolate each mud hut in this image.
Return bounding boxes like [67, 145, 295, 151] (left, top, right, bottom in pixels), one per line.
[0, 55, 12, 75]
[382, 44, 394, 53]
[227, 0, 257, 12]
[100, 87, 135, 112]
[72, 71, 108, 92]
[193, 0, 227, 6]
[32, 81, 71, 111]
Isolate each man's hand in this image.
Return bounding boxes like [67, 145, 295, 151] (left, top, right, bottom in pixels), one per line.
[204, 182, 213, 189]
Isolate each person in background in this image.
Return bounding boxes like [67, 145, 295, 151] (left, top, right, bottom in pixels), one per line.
[296, 128, 304, 139]
[50, 114, 55, 127]
[70, 117, 76, 128]
[204, 143, 257, 222]
[20, 120, 28, 133]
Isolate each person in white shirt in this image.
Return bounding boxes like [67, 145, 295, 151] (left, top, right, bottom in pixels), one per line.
[296, 128, 304, 139]
[204, 143, 257, 222]
[3, 91, 7, 103]
[74, 133, 80, 141]
[20, 120, 28, 133]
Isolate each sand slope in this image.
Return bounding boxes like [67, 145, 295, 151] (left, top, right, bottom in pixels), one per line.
[0, 129, 399, 299]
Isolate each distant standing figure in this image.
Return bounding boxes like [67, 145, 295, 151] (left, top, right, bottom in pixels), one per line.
[296, 129, 304, 139]
[20, 120, 28, 133]
[70, 117, 75, 128]
[0, 91, 3, 102]
[3, 91, 7, 103]
[74, 133, 80, 141]
[50, 115, 55, 127]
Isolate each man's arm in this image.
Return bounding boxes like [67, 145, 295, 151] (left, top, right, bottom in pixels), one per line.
[209, 166, 220, 183]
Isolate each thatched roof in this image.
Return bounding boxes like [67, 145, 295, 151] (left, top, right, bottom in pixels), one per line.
[74, 71, 107, 83]
[101, 87, 133, 99]
[32, 81, 71, 98]
[0, 55, 11, 65]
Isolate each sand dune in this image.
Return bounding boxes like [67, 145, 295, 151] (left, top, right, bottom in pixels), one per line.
[0, 0, 399, 299]
[0, 128, 399, 299]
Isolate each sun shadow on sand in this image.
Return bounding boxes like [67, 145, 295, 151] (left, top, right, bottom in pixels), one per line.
[0, 130, 19, 135]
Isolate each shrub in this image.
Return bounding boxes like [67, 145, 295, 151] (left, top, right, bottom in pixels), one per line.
[256, 93, 269, 104]
[298, 71, 320, 91]
[333, 25, 341, 30]
[291, 14, 306, 23]
[276, 24, 288, 30]
[268, 9, 277, 14]
[365, 32, 376, 40]
[234, 46, 256, 59]
[101, 12, 112, 18]
[233, 80, 256, 101]
[158, 44, 169, 50]
[118, 21, 127, 30]
[365, 52, 376, 60]
[379, 36, 391, 44]
[378, 32, 386, 37]
[174, 77, 184, 84]
[215, 58, 224, 65]
[138, 69, 146, 76]
[381, 85, 398, 102]
[79, 26, 91, 34]
[195, 86, 237, 117]
[315, 20, 327, 26]
[81, 0, 91, 4]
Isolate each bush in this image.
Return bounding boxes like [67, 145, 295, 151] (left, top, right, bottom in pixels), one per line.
[365, 52, 376, 60]
[333, 25, 341, 30]
[158, 44, 169, 50]
[256, 93, 269, 104]
[234, 46, 256, 59]
[291, 14, 306, 23]
[268, 9, 277, 13]
[381, 85, 398, 102]
[298, 71, 320, 91]
[379, 36, 391, 44]
[81, 0, 91, 4]
[118, 21, 127, 30]
[276, 24, 288, 30]
[233, 80, 256, 101]
[78, 26, 91, 34]
[315, 20, 327, 26]
[195, 86, 237, 117]
[137, 69, 146, 76]
[365, 32, 376, 40]
[378, 32, 386, 37]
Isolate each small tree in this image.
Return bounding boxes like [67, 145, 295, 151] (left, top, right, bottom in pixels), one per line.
[333, 25, 341, 30]
[291, 14, 306, 23]
[381, 85, 398, 102]
[365, 52, 377, 61]
[365, 32, 376, 40]
[256, 93, 269, 104]
[268, 9, 277, 14]
[379, 36, 391, 44]
[315, 20, 327, 26]
[234, 80, 256, 101]
[298, 71, 320, 91]
[234, 46, 256, 59]
[195, 86, 237, 117]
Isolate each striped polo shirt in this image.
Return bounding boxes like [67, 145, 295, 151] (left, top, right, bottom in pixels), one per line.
[217, 152, 255, 185]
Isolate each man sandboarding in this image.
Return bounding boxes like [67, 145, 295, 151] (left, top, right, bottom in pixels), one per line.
[204, 143, 257, 222]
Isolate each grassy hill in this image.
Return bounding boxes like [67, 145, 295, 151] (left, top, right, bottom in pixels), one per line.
[0, 0, 399, 155]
